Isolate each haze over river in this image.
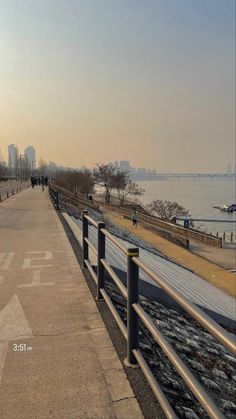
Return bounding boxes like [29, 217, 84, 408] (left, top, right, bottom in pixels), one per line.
[137, 179, 236, 234]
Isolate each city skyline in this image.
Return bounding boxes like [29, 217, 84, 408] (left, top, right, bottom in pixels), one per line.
[0, 0, 235, 172]
[1, 145, 235, 176]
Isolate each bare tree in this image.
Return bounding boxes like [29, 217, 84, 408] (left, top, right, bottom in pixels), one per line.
[113, 170, 145, 205]
[93, 163, 117, 203]
[55, 169, 94, 197]
[38, 158, 48, 175]
[76, 169, 95, 197]
[146, 199, 191, 220]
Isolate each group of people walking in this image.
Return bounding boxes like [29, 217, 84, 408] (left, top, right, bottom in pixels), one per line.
[30, 175, 48, 190]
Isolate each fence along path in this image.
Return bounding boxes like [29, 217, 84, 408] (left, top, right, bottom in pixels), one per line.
[71, 216, 235, 323]
[59, 200, 235, 419]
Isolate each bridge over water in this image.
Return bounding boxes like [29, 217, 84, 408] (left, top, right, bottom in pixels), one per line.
[130, 173, 236, 181]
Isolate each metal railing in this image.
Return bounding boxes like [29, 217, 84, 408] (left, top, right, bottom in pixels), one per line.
[0, 183, 30, 202]
[49, 183, 99, 210]
[81, 210, 235, 419]
[218, 232, 236, 244]
[107, 205, 223, 248]
[49, 186, 59, 210]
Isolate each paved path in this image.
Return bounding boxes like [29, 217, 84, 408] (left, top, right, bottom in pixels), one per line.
[0, 188, 143, 419]
[103, 209, 236, 298]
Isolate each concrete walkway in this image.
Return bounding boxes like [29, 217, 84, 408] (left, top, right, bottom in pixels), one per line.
[0, 188, 143, 419]
[103, 209, 236, 298]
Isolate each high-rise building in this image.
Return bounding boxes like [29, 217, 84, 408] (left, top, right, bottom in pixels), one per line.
[8, 144, 19, 176]
[25, 146, 36, 170]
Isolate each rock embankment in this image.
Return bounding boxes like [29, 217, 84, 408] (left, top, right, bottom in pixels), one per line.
[107, 280, 236, 419]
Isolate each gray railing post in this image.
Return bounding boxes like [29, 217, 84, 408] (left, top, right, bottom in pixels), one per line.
[97, 222, 106, 300]
[56, 191, 59, 210]
[127, 247, 139, 365]
[82, 211, 88, 268]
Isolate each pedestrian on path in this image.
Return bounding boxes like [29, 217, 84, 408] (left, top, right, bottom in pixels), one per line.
[131, 210, 138, 227]
[41, 176, 45, 191]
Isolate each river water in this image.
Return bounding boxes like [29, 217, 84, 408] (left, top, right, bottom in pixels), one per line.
[136, 179, 236, 234]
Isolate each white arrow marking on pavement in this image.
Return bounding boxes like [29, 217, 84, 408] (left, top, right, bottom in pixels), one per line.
[0, 295, 33, 341]
[0, 295, 33, 385]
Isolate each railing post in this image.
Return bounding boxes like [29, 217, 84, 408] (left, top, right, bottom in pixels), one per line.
[97, 222, 105, 300]
[127, 247, 139, 365]
[56, 191, 59, 210]
[7, 191, 9, 198]
[82, 211, 88, 268]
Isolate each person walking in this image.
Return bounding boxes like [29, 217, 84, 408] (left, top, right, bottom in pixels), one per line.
[41, 176, 45, 191]
[131, 210, 138, 227]
[30, 176, 35, 188]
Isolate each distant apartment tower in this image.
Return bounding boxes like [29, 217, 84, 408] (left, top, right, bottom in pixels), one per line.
[25, 146, 36, 170]
[8, 144, 19, 175]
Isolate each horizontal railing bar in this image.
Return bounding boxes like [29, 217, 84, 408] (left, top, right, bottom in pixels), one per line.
[133, 257, 235, 356]
[177, 218, 236, 223]
[50, 184, 99, 208]
[84, 260, 98, 284]
[133, 303, 225, 419]
[133, 349, 178, 419]
[112, 206, 222, 245]
[101, 259, 127, 298]
[85, 214, 99, 228]
[101, 228, 128, 255]
[50, 183, 87, 201]
[100, 288, 127, 340]
[84, 237, 98, 256]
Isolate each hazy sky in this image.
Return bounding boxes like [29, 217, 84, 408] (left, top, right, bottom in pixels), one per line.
[0, 0, 235, 172]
